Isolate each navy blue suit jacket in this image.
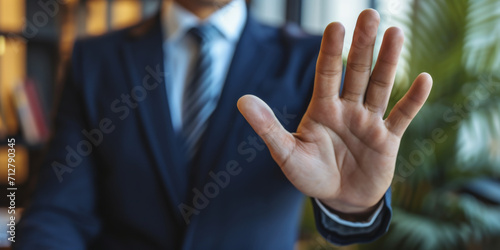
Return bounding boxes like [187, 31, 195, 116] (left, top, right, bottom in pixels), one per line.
[15, 13, 392, 249]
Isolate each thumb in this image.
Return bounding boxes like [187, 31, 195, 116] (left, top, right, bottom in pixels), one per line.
[237, 95, 295, 166]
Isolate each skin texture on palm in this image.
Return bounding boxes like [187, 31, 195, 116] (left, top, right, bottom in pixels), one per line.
[237, 9, 433, 217]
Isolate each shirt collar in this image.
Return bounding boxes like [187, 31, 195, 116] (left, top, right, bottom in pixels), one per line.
[162, 0, 247, 42]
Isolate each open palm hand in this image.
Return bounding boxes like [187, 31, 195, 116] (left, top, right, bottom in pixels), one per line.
[238, 9, 432, 215]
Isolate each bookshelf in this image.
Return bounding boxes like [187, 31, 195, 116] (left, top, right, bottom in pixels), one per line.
[0, 0, 158, 247]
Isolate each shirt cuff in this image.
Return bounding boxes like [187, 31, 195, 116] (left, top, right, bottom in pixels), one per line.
[314, 198, 384, 228]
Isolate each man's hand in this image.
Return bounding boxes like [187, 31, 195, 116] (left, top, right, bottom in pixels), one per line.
[237, 9, 432, 216]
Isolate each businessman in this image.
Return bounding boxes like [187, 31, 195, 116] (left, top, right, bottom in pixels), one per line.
[15, 0, 432, 249]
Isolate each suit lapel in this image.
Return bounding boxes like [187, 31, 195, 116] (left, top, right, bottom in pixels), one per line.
[121, 14, 187, 225]
[119, 13, 282, 231]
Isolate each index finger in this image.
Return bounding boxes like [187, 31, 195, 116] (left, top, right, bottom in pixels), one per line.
[312, 22, 345, 100]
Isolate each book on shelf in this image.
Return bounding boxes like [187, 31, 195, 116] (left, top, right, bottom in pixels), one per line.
[0, 108, 7, 139]
[0, 83, 19, 137]
[12, 78, 49, 145]
[24, 78, 49, 141]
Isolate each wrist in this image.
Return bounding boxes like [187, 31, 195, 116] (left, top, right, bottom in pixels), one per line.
[318, 198, 382, 222]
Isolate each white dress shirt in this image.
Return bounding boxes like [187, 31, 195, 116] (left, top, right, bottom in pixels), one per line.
[161, 0, 382, 228]
[162, 0, 246, 133]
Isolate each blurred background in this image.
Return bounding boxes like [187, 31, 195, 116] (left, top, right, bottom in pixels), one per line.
[0, 0, 499, 249]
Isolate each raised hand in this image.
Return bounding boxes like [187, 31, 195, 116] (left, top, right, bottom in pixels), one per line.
[237, 9, 432, 216]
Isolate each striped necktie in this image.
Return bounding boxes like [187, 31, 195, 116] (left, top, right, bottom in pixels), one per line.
[182, 25, 218, 159]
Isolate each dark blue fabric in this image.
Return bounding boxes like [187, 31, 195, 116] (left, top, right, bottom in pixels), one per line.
[313, 189, 392, 246]
[14, 13, 392, 250]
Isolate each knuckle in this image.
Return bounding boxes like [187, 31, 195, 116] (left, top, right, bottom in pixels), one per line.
[347, 61, 371, 73]
[364, 101, 381, 114]
[369, 77, 389, 88]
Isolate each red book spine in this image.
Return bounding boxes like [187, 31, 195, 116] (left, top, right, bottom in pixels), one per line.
[24, 79, 49, 142]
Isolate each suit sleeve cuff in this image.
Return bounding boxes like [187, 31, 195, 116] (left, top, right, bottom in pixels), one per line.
[314, 198, 384, 228]
[312, 188, 393, 245]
